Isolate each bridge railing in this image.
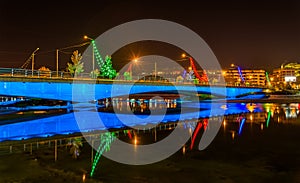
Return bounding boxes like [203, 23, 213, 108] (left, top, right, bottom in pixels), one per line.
[0, 67, 181, 83]
[0, 68, 91, 79]
[0, 67, 266, 88]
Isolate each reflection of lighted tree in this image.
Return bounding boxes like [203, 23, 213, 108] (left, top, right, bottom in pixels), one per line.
[70, 137, 83, 159]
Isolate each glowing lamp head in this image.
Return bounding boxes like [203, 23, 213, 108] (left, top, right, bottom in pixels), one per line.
[84, 35, 93, 41]
[231, 63, 235, 67]
[181, 53, 186, 58]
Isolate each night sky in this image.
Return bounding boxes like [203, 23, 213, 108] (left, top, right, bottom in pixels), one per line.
[0, 0, 299, 72]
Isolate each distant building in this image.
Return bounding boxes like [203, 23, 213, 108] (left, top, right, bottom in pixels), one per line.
[273, 68, 296, 83]
[223, 65, 266, 86]
[272, 62, 300, 89]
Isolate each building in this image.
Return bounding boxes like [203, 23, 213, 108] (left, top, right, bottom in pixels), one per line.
[273, 68, 296, 83]
[223, 65, 266, 86]
[271, 62, 300, 89]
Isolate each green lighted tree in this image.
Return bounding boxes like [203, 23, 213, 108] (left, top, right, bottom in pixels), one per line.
[67, 50, 84, 76]
[123, 71, 132, 80]
[100, 55, 117, 79]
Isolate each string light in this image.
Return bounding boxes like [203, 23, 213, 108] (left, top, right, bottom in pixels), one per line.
[90, 132, 116, 177]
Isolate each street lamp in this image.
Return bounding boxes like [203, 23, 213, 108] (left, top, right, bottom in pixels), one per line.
[31, 47, 39, 75]
[84, 35, 95, 71]
[131, 57, 157, 80]
[55, 42, 90, 77]
[181, 53, 200, 78]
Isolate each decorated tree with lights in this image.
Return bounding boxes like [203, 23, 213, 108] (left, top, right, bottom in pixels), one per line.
[90, 69, 100, 79]
[67, 50, 84, 76]
[123, 71, 131, 80]
[100, 55, 117, 79]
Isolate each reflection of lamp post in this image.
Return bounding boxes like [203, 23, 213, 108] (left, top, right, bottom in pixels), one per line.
[84, 35, 95, 71]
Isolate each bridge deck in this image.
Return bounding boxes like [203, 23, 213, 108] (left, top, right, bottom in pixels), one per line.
[0, 76, 265, 102]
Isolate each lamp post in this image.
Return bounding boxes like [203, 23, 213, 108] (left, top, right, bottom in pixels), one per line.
[130, 58, 138, 80]
[131, 58, 157, 81]
[181, 53, 202, 81]
[55, 42, 90, 77]
[31, 47, 39, 75]
[230, 63, 245, 85]
[84, 35, 95, 71]
[154, 61, 157, 79]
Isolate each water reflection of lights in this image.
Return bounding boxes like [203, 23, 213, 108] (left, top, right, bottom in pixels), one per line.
[221, 105, 227, 110]
[182, 145, 186, 155]
[266, 111, 271, 128]
[283, 103, 299, 119]
[230, 130, 235, 140]
[190, 123, 203, 150]
[246, 103, 256, 112]
[134, 137, 138, 145]
[3, 99, 300, 143]
[238, 118, 246, 135]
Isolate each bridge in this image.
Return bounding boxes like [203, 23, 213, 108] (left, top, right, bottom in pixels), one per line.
[0, 76, 264, 102]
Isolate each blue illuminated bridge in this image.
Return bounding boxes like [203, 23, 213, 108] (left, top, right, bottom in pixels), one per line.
[0, 77, 267, 141]
[0, 77, 265, 102]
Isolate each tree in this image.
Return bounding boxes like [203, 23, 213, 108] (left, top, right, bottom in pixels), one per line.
[90, 69, 100, 79]
[38, 66, 51, 77]
[123, 71, 131, 80]
[38, 66, 50, 72]
[67, 50, 84, 76]
[100, 55, 117, 79]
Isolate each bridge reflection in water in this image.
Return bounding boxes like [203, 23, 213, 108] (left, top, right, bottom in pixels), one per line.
[1, 96, 300, 177]
[0, 95, 299, 142]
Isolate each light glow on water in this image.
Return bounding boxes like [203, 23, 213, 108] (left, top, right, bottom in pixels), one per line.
[0, 99, 299, 142]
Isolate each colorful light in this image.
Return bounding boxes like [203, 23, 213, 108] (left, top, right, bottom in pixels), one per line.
[127, 130, 132, 139]
[266, 111, 271, 128]
[91, 41, 105, 69]
[100, 56, 117, 79]
[237, 66, 245, 82]
[238, 118, 246, 135]
[190, 122, 203, 150]
[266, 72, 272, 87]
[90, 132, 116, 177]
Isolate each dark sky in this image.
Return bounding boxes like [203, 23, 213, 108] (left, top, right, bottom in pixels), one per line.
[0, 0, 299, 72]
